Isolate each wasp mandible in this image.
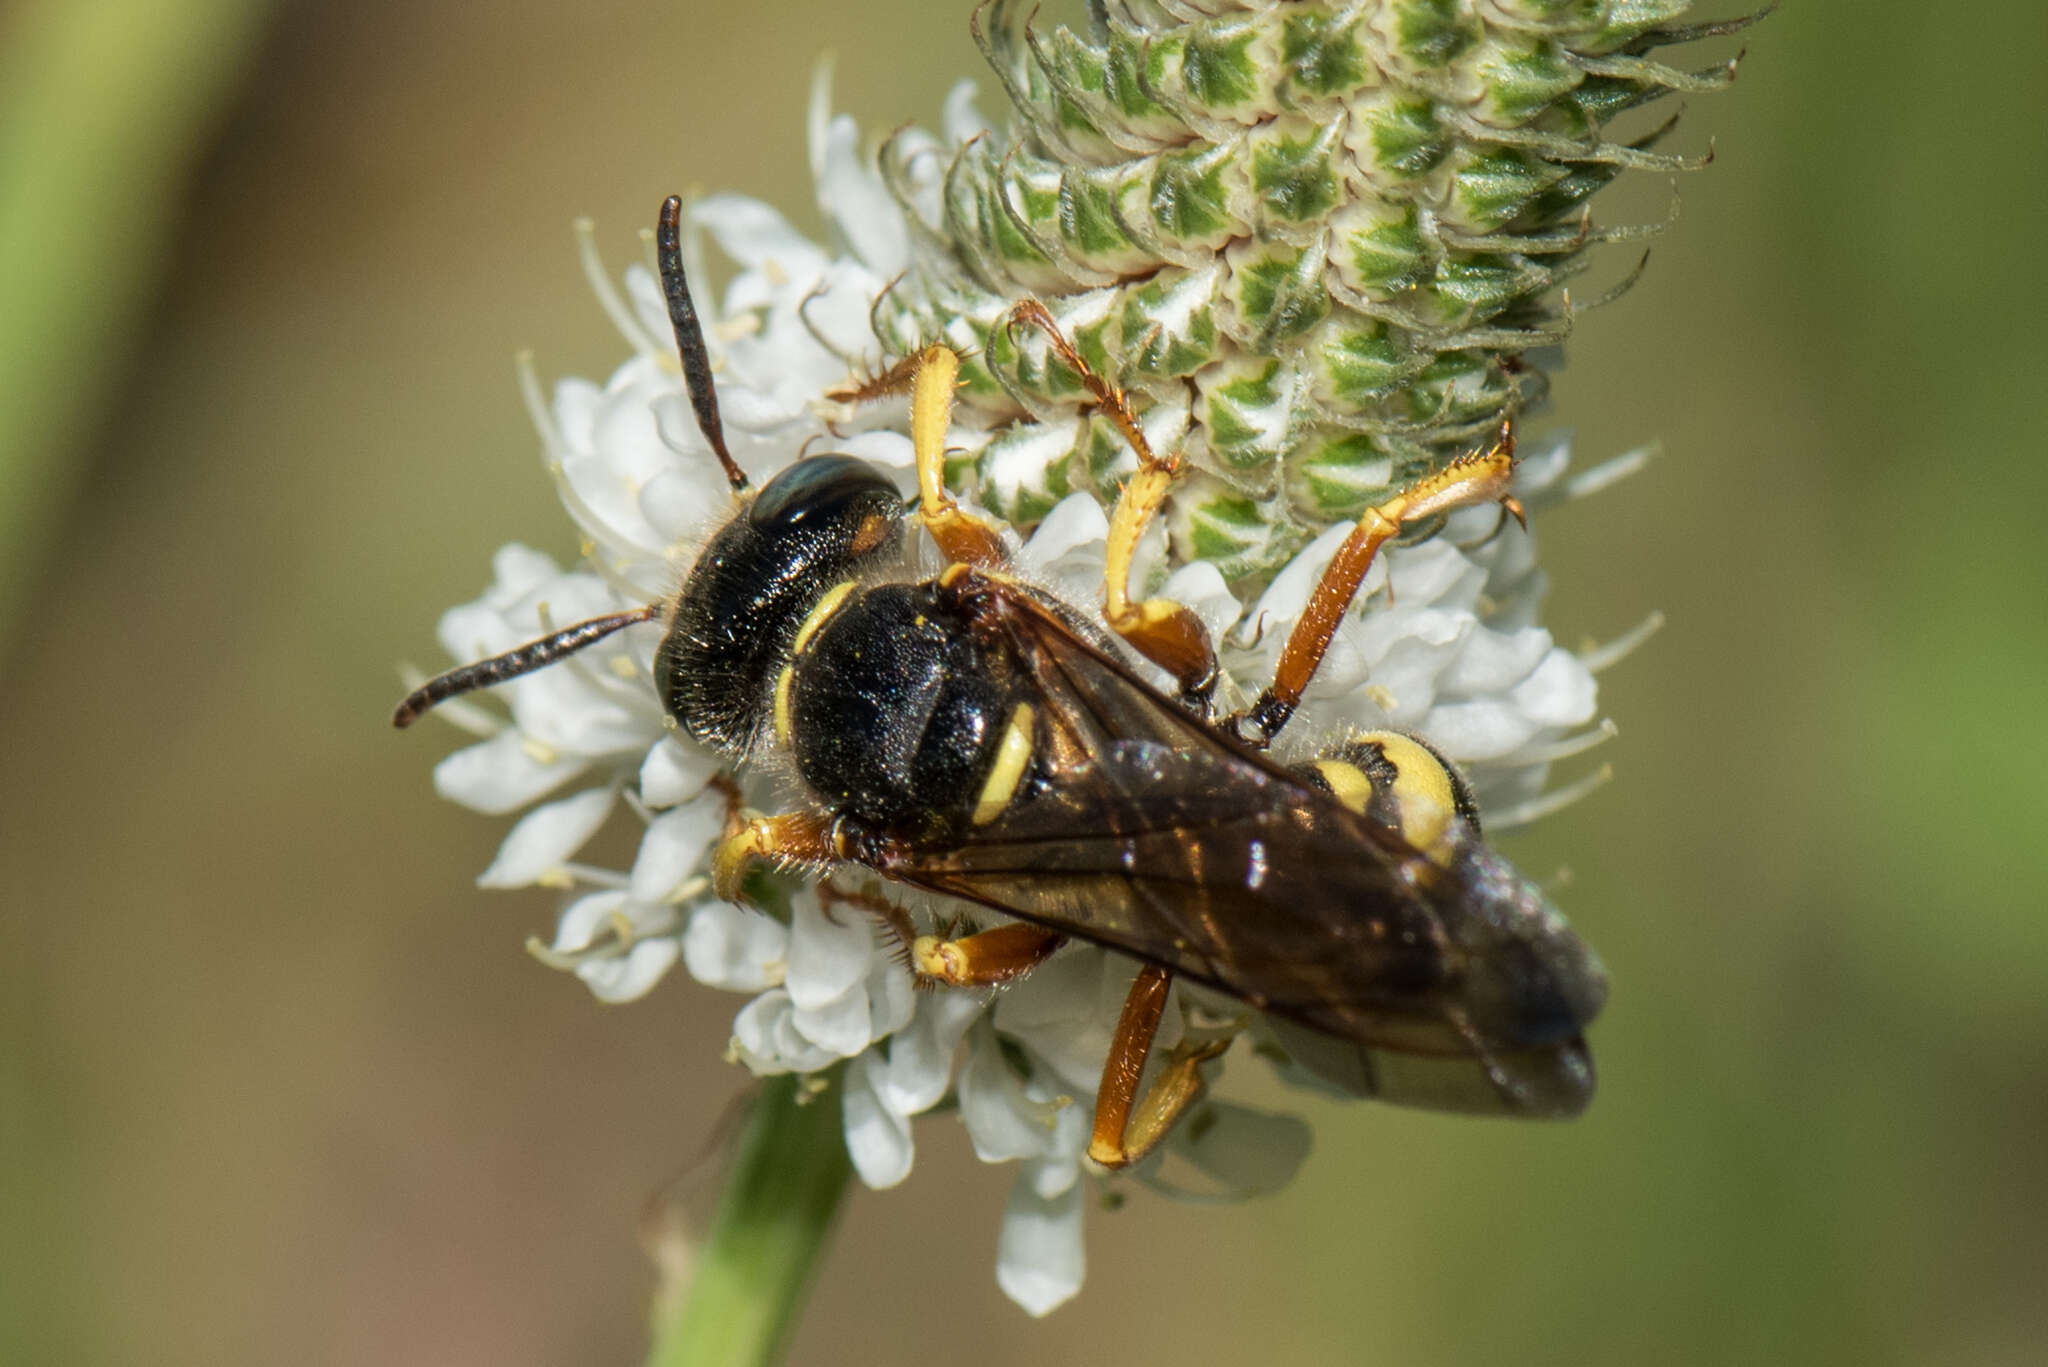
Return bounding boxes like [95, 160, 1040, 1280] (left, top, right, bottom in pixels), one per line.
[397, 196, 1607, 1167]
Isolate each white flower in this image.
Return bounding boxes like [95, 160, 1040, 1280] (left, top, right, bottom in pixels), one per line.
[407, 84, 1643, 1317]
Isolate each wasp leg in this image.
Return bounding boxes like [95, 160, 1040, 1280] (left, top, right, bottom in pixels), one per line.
[912, 922, 1065, 986]
[823, 350, 923, 405]
[908, 343, 1010, 570]
[1087, 963, 1233, 1169]
[710, 811, 835, 904]
[1005, 301, 1216, 703]
[1229, 422, 1524, 745]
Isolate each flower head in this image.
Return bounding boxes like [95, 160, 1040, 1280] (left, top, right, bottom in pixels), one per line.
[407, 0, 1741, 1315]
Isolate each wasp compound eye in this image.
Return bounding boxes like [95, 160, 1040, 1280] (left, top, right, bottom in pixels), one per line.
[749, 454, 897, 532]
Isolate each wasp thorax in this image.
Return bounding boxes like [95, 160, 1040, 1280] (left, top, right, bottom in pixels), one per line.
[654, 455, 904, 753]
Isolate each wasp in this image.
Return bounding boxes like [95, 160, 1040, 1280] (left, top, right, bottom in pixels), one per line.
[396, 196, 1607, 1167]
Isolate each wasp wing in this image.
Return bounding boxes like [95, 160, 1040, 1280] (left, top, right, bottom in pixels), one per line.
[860, 578, 1600, 1116]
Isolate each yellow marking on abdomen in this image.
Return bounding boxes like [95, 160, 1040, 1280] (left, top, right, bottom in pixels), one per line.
[791, 579, 858, 656]
[1361, 731, 1460, 866]
[1313, 759, 1375, 816]
[971, 703, 1037, 825]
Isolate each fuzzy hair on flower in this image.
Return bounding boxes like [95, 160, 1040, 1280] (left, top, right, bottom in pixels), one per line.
[403, 1, 1745, 1317]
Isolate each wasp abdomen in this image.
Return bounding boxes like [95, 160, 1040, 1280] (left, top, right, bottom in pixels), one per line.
[786, 582, 1029, 837]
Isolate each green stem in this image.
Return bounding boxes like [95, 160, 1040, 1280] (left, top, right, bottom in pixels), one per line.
[649, 1072, 853, 1367]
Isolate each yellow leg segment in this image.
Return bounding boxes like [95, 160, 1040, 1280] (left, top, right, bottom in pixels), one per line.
[1005, 301, 1217, 697]
[912, 922, 1065, 986]
[907, 344, 1010, 570]
[711, 811, 834, 904]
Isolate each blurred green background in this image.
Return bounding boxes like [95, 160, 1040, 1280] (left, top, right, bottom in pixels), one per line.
[5, 2, 2045, 1364]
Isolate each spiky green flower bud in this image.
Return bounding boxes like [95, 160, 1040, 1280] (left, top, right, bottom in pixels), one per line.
[873, 0, 1751, 580]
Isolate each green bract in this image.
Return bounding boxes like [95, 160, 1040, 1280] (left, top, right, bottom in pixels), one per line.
[872, 0, 1749, 581]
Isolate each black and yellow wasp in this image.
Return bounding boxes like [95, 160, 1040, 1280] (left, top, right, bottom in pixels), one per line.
[397, 197, 1607, 1167]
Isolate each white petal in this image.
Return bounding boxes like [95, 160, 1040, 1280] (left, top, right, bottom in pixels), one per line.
[834, 429, 916, 470]
[875, 988, 985, 1116]
[816, 113, 910, 275]
[433, 731, 589, 814]
[483, 543, 564, 607]
[504, 660, 656, 758]
[783, 891, 874, 1011]
[1014, 492, 1108, 574]
[577, 938, 681, 1003]
[477, 786, 617, 888]
[730, 990, 838, 1076]
[712, 381, 811, 434]
[1159, 561, 1240, 644]
[843, 1051, 915, 1189]
[691, 194, 830, 283]
[628, 793, 725, 902]
[1510, 429, 1573, 494]
[682, 901, 789, 993]
[1417, 698, 1539, 762]
[638, 468, 716, 547]
[1168, 1101, 1312, 1197]
[992, 952, 1153, 1097]
[942, 79, 991, 144]
[1026, 1154, 1080, 1201]
[864, 951, 917, 1042]
[1442, 624, 1552, 695]
[1510, 649, 1598, 728]
[551, 379, 603, 454]
[552, 890, 629, 952]
[958, 1025, 1059, 1162]
[638, 738, 720, 809]
[1385, 539, 1483, 611]
[995, 1167, 1086, 1317]
[791, 984, 873, 1058]
[550, 892, 682, 1003]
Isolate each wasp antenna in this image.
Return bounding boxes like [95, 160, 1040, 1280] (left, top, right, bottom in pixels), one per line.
[656, 195, 749, 493]
[392, 604, 662, 729]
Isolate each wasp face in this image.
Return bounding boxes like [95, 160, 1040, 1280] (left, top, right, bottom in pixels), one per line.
[654, 455, 904, 755]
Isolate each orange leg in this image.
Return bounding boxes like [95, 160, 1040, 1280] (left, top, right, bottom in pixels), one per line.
[1087, 963, 1233, 1168]
[1232, 422, 1524, 745]
[1005, 301, 1217, 701]
[905, 344, 1010, 570]
[912, 922, 1065, 986]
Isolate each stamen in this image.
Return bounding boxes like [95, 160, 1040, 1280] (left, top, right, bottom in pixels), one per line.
[665, 875, 710, 906]
[1484, 763, 1614, 832]
[1580, 611, 1666, 674]
[1560, 443, 1657, 503]
[560, 863, 632, 890]
[515, 351, 566, 463]
[1502, 718, 1619, 765]
[523, 902, 682, 969]
[542, 456, 665, 569]
[575, 218, 662, 360]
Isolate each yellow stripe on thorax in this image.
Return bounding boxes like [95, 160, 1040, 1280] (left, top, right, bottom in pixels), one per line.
[971, 703, 1037, 825]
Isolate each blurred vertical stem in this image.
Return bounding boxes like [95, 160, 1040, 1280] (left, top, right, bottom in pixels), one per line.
[649, 1071, 853, 1367]
[0, 0, 274, 657]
